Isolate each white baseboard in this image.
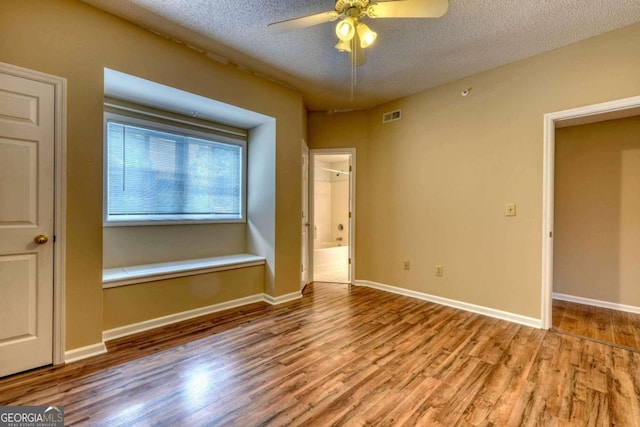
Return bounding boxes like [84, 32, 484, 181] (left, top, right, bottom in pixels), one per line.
[263, 291, 303, 305]
[64, 342, 107, 364]
[103, 294, 265, 341]
[553, 292, 640, 314]
[103, 292, 303, 342]
[355, 280, 542, 329]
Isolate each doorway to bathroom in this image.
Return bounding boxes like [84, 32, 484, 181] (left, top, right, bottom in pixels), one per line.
[309, 149, 355, 284]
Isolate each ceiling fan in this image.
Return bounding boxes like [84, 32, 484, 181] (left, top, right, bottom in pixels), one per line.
[268, 0, 449, 66]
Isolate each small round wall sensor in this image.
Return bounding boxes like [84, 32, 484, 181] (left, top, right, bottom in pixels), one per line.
[461, 87, 471, 97]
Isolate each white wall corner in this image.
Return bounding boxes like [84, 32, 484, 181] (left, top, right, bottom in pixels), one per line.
[355, 280, 542, 329]
[263, 291, 303, 305]
[64, 342, 107, 364]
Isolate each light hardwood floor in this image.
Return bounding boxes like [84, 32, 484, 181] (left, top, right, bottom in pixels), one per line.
[1, 283, 640, 426]
[553, 298, 640, 351]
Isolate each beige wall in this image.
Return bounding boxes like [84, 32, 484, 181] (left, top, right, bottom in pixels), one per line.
[103, 266, 264, 329]
[309, 23, 640, 319]
[4, 1, 640, 350]
[308, 111, 369, 276]
[247, 121, 276, 294]
[554, 117, 640, 306]
[103, 224, 246, 268]
[0, 0, 304, 349]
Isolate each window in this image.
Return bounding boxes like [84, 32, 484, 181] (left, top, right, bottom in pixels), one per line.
[104, 110, 246, 225]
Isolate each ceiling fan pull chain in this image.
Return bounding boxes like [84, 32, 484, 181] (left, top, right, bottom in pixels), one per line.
[351, 37, 355, 101]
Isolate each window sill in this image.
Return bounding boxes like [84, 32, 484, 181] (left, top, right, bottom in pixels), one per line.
[103, 217, 246, 227]
[103, 254, 266, 289]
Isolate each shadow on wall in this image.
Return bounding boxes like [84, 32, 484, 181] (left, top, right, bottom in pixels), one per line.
[554, 116, 640, 306]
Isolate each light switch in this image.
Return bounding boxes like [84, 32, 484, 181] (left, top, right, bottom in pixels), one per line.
[505, 203, 517, 216]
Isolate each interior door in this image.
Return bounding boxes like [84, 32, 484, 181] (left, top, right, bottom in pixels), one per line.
[301, 141, 310, 289]
[0, 70, 55, 377]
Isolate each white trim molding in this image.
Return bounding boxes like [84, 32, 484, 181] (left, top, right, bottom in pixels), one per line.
[64, 342, 107, 364]
[103, 254, 266, 289]
[356, 280, 542, 329]
[263, 291, 303, 305]
[553, 293, 640, 315]
[541, 95, 640, 330]
[102, 291, 302, 342]
[103, 294, 265, 341]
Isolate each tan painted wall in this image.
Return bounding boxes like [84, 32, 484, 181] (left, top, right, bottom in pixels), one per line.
[309, 23, 640, 319]
[103, 224, 246, 268]
[308, 111, 369, 277]
[554, 117, 640, 306]
[0, 0, 304, 349]
[103, 266, 264, 329]
[247, 121, 276, 294]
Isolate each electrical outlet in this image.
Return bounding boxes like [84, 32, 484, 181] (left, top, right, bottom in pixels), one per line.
[505, 203, 517, 216]
[403, 261, 410, 270]
[435, 265, 444, 277]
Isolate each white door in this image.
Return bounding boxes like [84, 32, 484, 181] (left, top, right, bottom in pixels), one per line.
[0, 70, 55, 377]
[301, 141, 310, 289]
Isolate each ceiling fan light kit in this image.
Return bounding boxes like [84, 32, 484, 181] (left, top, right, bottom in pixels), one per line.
[356, 23, 377, 48]
[336, 16, 376, 50]
[268, 0, 449, 67]
[336, 16, 357, 41]
[335, 39, 352, 53]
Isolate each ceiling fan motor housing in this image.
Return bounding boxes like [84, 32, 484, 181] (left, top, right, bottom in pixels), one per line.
[335, 0, 370, 17]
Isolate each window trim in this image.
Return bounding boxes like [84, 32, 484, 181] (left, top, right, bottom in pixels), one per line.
[103, 109, 247, 227]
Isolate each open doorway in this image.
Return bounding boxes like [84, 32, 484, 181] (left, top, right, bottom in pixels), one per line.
[552, 116, 640, 349]
[310, 149, 355, 284]
[542, 95, 640, 350]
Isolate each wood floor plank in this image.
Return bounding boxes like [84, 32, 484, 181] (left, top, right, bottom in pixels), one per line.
[2, 283, 640, 426]
[467, 327, 544, 425]
[611, 309, 639, 349]
[552, 298, 640, 352]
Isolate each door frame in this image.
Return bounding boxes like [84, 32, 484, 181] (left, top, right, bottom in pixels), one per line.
[541, 95, 640, 329]
[309, 148, 356, 284]
[301, 139, 309, 290]
[0, 62, 67, 365]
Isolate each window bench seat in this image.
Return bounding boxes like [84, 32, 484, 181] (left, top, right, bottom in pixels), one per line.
[103, 254, 266, 289]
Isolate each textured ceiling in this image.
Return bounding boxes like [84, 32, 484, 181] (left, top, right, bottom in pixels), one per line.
[82, 0, 640, 111]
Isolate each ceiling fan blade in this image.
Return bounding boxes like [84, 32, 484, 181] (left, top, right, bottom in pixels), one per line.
[268, 10, 339, 34]
[367, 0, 449, 19]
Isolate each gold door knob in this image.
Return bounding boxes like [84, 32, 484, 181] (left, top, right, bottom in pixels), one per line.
[34, 235, 49, 245]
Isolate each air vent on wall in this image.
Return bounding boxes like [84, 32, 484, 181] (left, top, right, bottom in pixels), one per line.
[382, 109, 401, 123]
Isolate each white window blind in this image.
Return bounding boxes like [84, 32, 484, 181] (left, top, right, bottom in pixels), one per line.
[104, 111, 246, 225]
